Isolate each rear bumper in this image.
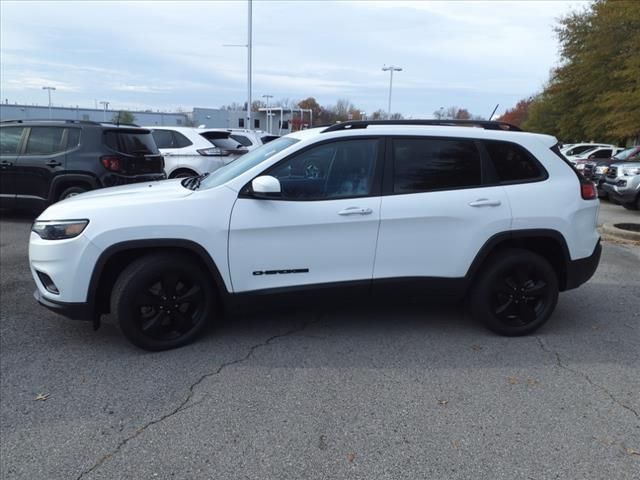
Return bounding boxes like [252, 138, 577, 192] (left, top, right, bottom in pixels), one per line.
[33, 289, 92, 321]
[564, 240, 601, 291]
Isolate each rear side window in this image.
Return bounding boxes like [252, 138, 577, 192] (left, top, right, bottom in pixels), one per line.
[67, 128, 81, 149]
[393, 138, 481, 193]
[152, 130, 174, 149]
[25, 127, 66, 155]
[484, 140, 544, 183]
[0, 127, 25, 154]
[231, 134, 252, 147]
[104, 130, 159, 155]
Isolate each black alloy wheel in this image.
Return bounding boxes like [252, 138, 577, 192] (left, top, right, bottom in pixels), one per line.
[471, 249, 559, 336]
[111, 253, 215, 350]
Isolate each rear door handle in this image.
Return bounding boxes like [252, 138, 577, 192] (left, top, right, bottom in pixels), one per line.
[46, 160, 63, 167]
[338, 207, 373, 216]
[469, 198, 502, 207]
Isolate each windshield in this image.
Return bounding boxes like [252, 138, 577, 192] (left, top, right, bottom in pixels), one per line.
[199, 136, 299, 190]
[612, 147, 638, 161]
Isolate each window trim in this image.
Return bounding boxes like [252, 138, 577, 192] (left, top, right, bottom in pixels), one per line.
[240, 136, 386, 201]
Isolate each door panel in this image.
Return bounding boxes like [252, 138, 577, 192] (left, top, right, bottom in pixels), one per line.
[229, 197, 381, 292]
[374, 187, 511, 279]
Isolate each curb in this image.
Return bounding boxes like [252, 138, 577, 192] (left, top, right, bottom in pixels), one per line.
[600, 223, 640, 244]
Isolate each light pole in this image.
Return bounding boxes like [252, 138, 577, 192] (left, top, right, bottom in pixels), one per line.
[99, 101, 110, 121]
[42, 86, 56, 119]
[262, 94, 273, 132]
[222, 0, 253, 130]
[382, 65, 402, 119]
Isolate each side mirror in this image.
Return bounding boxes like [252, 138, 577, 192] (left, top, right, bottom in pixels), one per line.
[251, 175, 281, 197]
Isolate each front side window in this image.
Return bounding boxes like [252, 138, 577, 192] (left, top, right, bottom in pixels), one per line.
[393, 138, 481, 193]
[24, 127, 66, 155]
[484, 140, 544, 183]
[0, 127, 25, 154]
[267, 139, 379, 200]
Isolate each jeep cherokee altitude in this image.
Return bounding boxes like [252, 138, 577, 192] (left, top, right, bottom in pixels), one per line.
[0, 119, 165, 209]
[29, 120, 601, 351]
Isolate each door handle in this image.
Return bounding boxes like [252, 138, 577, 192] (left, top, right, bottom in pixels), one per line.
[0, 160, 13, 167]
[46, 160, 63, 167]
[468, 198, 502, 207]
[338, 207, 373, 216]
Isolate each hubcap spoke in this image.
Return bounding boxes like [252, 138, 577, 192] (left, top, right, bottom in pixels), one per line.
[141, 311, 165, 334]
[495, 298, 514, 316]
[160, 272, 181, 298]
[523, 280, 547, 297]
[176, 284, 203, 305]
[135, 290, 161, 307]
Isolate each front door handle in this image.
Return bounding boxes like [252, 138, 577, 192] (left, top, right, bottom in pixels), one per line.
[46, 160, 63, 167]
[469, 198, 502, 207]
[338, 207, 373, 216]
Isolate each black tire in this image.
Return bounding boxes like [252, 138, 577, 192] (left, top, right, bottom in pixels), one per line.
[111, 253, 215, 351]
[470, 249, 559, 336]
[58, 186, 88, 201]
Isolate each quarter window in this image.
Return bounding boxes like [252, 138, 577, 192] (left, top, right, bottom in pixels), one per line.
[484, 140, 543, 182]
[173, 131, 192, 148]
[25, 127, 66, 155]
[268, 139, 379, 200]
[0, 127, 25, 154]
[393, 138, 481, 193]
[152, 130, 175, 149]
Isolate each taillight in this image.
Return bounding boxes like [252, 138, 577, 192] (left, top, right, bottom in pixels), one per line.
[101, 155, 123, 172]
[581, 182, 597, 200]
[197, 147, 228, 157]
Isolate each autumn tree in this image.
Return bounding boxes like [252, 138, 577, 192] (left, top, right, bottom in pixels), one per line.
[496, 97, 533, 127]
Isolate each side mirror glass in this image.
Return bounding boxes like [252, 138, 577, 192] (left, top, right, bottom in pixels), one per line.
[251, 175, 281, 197]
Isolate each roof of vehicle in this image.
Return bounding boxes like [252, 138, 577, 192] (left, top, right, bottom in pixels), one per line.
[1, 119, 144, 129]
[286, 121, 558, 147]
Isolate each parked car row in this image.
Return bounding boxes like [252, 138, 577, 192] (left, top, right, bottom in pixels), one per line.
[0, 119, 280, 209]
[581, 146, 640, 210]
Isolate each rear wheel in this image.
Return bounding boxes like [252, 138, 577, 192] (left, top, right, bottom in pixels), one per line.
[58, 185, 88, 201]
[111, 253, 215, 350]
[471, 249, 558, 336]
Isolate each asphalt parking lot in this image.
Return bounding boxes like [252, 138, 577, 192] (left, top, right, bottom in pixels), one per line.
[1, 203, 638, 480]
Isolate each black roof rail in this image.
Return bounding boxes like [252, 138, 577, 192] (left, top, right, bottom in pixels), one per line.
[0, 119, 141, 127]
[321, 119, 522, 133]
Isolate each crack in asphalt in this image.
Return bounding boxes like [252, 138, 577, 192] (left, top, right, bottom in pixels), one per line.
[75, 316, 320, 480]
[535, 336, 639, 420]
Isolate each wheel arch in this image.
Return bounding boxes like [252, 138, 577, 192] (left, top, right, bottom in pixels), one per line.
[465, 229, 571, 292]
[49, 174, 99, 203]
[89, 239, 230, 318]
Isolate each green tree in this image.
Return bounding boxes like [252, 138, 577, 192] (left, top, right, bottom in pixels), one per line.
[111, 111, 136, 124]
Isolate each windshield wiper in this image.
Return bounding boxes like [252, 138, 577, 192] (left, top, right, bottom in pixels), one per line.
[184, 172, 209, 190]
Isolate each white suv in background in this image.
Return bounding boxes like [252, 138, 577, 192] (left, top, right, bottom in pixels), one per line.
[201, 128, 275, 151]
[29, 120, 601, 351]
[147, 126, 248, 178]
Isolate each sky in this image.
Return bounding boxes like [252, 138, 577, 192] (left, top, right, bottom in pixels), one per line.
[0, 0, 587, 118]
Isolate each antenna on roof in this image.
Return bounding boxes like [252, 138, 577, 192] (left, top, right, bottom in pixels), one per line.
[489, 104, 499, 120]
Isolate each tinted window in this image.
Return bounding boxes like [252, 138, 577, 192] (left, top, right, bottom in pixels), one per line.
[173, 132, 192, 148]
[268, 139, 378, 200]
[152, 130, 174, 149]
[566, 145, 595, 156]
[210, 137, 244, 150]
[484, 140, 543, 182]
[591, 149, 612, 158]
[67, 128, 81, 149]
[231, 134, 252, 146]
[393, 138, 481, 193]
[25, 127, 66, 155]
[0, 127, 25, 154]
[104, 130, 159, 155]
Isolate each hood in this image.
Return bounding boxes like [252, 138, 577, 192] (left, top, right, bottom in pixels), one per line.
[38, 178, 194, 220]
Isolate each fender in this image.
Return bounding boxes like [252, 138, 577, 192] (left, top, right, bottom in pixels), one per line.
[87, 239, 231, 320]
[49, 173, 99, 202]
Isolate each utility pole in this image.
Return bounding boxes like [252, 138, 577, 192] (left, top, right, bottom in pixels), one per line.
[382, 65, 402, 119]
[99, 101, 110, 121]
[42, 86, 56, 119]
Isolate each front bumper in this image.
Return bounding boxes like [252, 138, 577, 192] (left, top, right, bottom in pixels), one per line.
[564, 240, 601, 291]
[601, 181, 636, 203]
[33, 289, 92, 321]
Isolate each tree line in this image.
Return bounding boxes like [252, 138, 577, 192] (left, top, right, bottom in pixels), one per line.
[498, 0, 639, 144]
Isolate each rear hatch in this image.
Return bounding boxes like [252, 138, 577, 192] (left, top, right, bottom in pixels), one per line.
[102, 128, 164, 175]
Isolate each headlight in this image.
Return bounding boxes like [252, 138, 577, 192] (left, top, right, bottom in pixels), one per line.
[32, 220, 89, 240]
[595, 166, 608, 174]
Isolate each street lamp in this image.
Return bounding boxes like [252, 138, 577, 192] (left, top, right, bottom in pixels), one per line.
[99, 101, 110, 121]
[262, 94, 273, 133]
[382, 65, 402, 119]
[42, 86, 56, 119]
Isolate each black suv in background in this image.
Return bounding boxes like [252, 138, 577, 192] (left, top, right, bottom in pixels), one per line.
[0, 120, 165, 209]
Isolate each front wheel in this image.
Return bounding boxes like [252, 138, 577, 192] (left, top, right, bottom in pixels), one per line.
[470, 249, 559, 336]
[111, 253, 216, 350]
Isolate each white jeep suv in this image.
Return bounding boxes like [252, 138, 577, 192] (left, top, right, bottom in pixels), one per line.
[29, 120, 601, 350]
